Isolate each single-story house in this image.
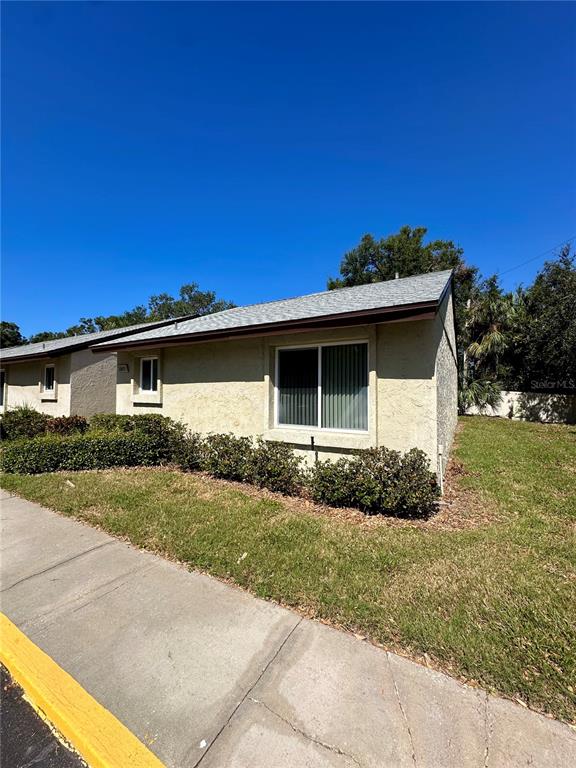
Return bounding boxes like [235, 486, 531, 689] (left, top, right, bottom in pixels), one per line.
[0, 319, 186, 418]
[95, 270, 458, 477]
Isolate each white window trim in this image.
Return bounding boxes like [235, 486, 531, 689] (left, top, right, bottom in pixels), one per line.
[41, 364, 57, 400]
[139, 357, 159, 393]
[0, 368, 5, 410]
[274, 340, 370, 434]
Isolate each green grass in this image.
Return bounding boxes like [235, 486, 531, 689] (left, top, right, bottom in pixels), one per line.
[2, 416, 575, 722]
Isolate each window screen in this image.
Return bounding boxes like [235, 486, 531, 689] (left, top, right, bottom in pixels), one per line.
[277, 348, 318, 426]
[0, 371, 4, 407]
[141, 358, 158, 392]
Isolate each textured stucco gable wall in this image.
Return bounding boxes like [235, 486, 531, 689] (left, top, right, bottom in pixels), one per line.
[69, 349, 117, 417]
[375, 318, 439, 472]
[2, 356, 72, 416]
[434, 290, 458, 477]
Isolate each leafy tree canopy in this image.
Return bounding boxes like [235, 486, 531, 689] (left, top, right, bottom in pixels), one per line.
[22, 282, 235, 344]
[328, 225, 476, 290]
[0, 321, 27, 348]
[505, 246, 576, 391]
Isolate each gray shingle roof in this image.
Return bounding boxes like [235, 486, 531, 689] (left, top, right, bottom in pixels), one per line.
[95, 269, 453, 349]
[0, 318, 188, 361]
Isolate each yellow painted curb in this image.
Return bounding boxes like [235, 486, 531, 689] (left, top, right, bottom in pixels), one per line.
[0, 612, 165, 768]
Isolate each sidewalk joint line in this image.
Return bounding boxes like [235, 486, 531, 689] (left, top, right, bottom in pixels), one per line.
[1, 540, 115, 593]
[483, 692, 492, 768]
[387, 653, 417, 767]
[193, 616, 303, 767]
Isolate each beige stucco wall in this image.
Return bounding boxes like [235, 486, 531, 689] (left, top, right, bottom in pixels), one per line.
[115, 319, 453, 471]
[2, 349, 117, 418]
[2, 357, 72, 417]
[434, 291, 458, 476]
[375, 318, 439, 472]
[69, 349, 117, 417]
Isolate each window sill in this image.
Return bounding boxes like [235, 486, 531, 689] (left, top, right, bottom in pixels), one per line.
[132, 392, 162, 406]
[40, 394, 57, 402]
[264, 426, 373, 450]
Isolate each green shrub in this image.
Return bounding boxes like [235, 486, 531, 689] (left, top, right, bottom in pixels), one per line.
[46, 415, 89, 436]
[246, 438, 303, 495]
[1, 432, 170, 475]
[89, 413, 185, 461]
[202, 433, 253, 481]
[0, 405, 50, 441]
[173, 430, 204, 472]
[90, 414, 135, 433]
[308, 447, 439, 518]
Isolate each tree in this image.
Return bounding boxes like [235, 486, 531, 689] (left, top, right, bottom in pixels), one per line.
[328, 226, 468, 288]
[506, 247, 576, 392]
[147, 283, 235, 321]
[456, 275, 515, 414]
[328, 225, 478, 336]
[23, 282, 235, 343]
[0, 321, 26, 348]
[464, 275, 515, 382]
[27, 331, 67, 344]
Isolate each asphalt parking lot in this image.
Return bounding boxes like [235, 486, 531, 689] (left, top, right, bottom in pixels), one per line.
[1, 665, 85, 768]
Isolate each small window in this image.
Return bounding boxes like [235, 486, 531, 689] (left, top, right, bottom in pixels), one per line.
[44, 365, 55, 392]
[0, 370, 5, 407]
[140, 358, 158, 392]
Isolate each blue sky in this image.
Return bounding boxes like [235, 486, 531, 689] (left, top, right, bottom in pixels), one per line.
[2, 1, 575, 337]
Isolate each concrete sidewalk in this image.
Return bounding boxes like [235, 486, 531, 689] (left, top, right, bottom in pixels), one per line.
[1, 490, 574, 768]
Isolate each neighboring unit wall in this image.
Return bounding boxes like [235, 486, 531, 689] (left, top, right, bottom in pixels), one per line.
[2, 357, 72, 417]
[434, 291, 458, 477]
[69, 349, 117, 417]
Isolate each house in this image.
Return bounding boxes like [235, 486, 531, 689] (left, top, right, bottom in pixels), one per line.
[95, 270, 458, 477]
[0, 319, 186, 419]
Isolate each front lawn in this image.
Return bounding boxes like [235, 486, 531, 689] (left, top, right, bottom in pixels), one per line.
[2, 417, 575, 722]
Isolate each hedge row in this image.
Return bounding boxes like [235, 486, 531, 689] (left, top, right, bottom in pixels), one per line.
[0, 407, 90, 440]
[1, 409, 439, 517]
[1, 432, 169, 474]
[164, 429, 438, 517]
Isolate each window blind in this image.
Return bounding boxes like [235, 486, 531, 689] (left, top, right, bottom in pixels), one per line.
[321, 344, 368, 430]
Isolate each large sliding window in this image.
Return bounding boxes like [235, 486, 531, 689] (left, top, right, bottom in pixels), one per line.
[277, 343, 368, 431]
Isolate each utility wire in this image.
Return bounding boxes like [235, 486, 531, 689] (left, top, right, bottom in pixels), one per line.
[496, 235, 575, 277]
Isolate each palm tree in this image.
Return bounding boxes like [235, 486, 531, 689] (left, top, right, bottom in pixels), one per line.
[465, 276, 515, 381]
[458, 276, 515, 414]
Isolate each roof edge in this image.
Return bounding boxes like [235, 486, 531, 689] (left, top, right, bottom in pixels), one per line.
[0, 315, 197, 364]
[93, 299, 441, 352]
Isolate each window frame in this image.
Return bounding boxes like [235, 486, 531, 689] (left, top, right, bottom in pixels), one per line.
[139, 356, 159, 393]
[43, 364, 56, 393]
[274, 340, 369, 434]
[0, 368, 5, 408]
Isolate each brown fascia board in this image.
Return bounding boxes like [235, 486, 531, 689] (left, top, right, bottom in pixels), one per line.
[94, 299, 441, 353]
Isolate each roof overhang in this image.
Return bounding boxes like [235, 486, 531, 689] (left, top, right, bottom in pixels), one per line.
[93, 297, 443, 353]
[0, 315, 197, 365]
[1, 342, 105, 364]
